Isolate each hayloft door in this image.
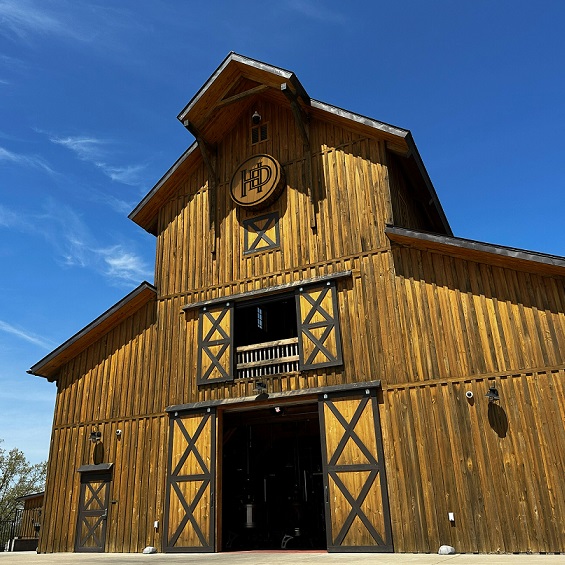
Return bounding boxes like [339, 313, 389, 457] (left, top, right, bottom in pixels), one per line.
[164, 408, 216, 552]
[296, 281, 343, 370]
[319, 388, 393, 552]
[75, 471, 111, 552]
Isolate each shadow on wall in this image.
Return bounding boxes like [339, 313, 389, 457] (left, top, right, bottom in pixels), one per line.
[93, 442, 105, 465]
[488, 403, 509, 438]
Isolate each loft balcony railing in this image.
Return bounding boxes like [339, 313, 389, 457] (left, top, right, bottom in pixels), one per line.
[236, 337, 299, 379]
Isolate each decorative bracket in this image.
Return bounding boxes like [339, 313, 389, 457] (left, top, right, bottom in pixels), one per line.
[281, 82, 310, 148]
[281, 83, 316, 230]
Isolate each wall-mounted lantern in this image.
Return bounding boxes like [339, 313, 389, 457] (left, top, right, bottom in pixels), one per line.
[485, 385, 500, 403]
[89, 426, 102, 443]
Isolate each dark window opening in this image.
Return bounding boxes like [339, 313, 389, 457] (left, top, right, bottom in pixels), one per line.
[234, 295, 297, 348]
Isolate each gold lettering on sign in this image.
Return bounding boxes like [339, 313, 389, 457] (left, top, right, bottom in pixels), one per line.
[241, 160, 272, 198]
[230, 154, 285, 209]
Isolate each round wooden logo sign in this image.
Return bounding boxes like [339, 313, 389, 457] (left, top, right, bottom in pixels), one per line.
[230, 154, 285, 209]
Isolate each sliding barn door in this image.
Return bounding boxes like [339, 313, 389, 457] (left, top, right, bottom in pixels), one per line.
[164, 408, 216, 552]
[319, 388, 392, 552]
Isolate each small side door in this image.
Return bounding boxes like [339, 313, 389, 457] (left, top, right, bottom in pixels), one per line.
[75, 471, 111, 552]
[319, 388, 393, 552]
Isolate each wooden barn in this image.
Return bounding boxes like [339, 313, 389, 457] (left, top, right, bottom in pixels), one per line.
[29, 53, 565, 554]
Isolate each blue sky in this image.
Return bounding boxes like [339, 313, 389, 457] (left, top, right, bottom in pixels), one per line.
[1, 1, 564, 464]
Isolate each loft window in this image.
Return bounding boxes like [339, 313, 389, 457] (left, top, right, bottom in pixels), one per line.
[194, 278, 345, 385]
[235, 295, 296, 349]
[251, 123, 268, 145]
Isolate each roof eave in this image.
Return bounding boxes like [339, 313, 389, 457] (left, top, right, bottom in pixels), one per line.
[386, 225, 565, 275]
[128, 142, 199, 234]
[28, 282, 157, 381]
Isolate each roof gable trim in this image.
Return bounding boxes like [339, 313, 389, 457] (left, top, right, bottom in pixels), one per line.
[386, 225, 565, 272]
[310, 99, 409, 139]
[177, 52, 299, 123]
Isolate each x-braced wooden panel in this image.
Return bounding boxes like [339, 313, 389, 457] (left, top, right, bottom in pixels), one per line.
[164, 409, 216, 552]
[75, 473, 111, 553]
[197, 304, 233, 384]
[297, 281, 343, 370]
[319, 390, 392, 552]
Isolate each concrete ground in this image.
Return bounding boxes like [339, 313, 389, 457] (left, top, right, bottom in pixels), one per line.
[1, 552, 564, 565]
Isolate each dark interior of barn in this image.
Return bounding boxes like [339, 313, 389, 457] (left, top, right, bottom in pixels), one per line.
[221, 404, 326, 551]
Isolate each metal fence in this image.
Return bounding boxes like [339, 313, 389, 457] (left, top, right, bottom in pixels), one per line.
[0, 509, 23, 552]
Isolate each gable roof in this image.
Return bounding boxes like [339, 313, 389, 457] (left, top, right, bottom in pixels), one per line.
[129, 52, 451, 236]
[28, 282, 156, 381]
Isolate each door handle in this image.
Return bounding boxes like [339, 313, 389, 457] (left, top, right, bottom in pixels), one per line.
[101, 509, 108, 520]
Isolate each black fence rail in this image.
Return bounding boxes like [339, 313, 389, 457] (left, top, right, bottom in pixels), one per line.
[0, 509, 23, 552]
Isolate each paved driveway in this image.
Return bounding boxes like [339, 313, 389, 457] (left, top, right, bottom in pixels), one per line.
[1, 552, 564, 565]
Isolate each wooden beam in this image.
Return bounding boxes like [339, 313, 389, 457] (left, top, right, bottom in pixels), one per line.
[281, 82, 317, 230]
[216, 84, 270, 109]
[183, 120, 218, 254]
[182, 270, 352, 312]
[281, 82, 309, 147]
[166, 380, 382, 413]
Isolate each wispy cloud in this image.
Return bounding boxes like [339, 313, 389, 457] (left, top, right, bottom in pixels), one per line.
[49, 135, 106, 160]
[0, 0, 150, 73]
[0, 202, 152, 285]
[286, 0, 346, 23]
[0, 204, 21, 228]
[102, 164, 146, 186]
[0, 320, 55, 349]
[97, 246, 153, 283]
[0, 0, 75, 41]
[0, 146, 54, 173]
[49, 134, 146, 186]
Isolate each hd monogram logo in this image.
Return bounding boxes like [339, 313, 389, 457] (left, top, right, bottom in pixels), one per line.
[230, 154, 285, 209]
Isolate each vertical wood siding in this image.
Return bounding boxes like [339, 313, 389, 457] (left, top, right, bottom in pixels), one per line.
[39, 300, 163, 553]
[388, 153, 433, 230]
[382, 370, 565, 553]
[389, 246, 565, 383]
[53, 299, 157, 425]
[39, 416, 168, 553]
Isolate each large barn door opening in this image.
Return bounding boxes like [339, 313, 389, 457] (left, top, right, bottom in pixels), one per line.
[75, 471, 111, 552]
[221, 404, 326, 551]
[319, 388, 393, 552]
[164, 408, 216, 552]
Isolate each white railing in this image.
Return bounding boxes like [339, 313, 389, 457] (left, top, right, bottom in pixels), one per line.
[236, 337, 299, 379]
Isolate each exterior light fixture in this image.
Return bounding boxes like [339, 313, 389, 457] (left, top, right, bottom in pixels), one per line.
[89, 427, 102, 443]
[253, 381, 267, 394]
[252, 110, 261, 125]
[485, 385, 500, 403]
